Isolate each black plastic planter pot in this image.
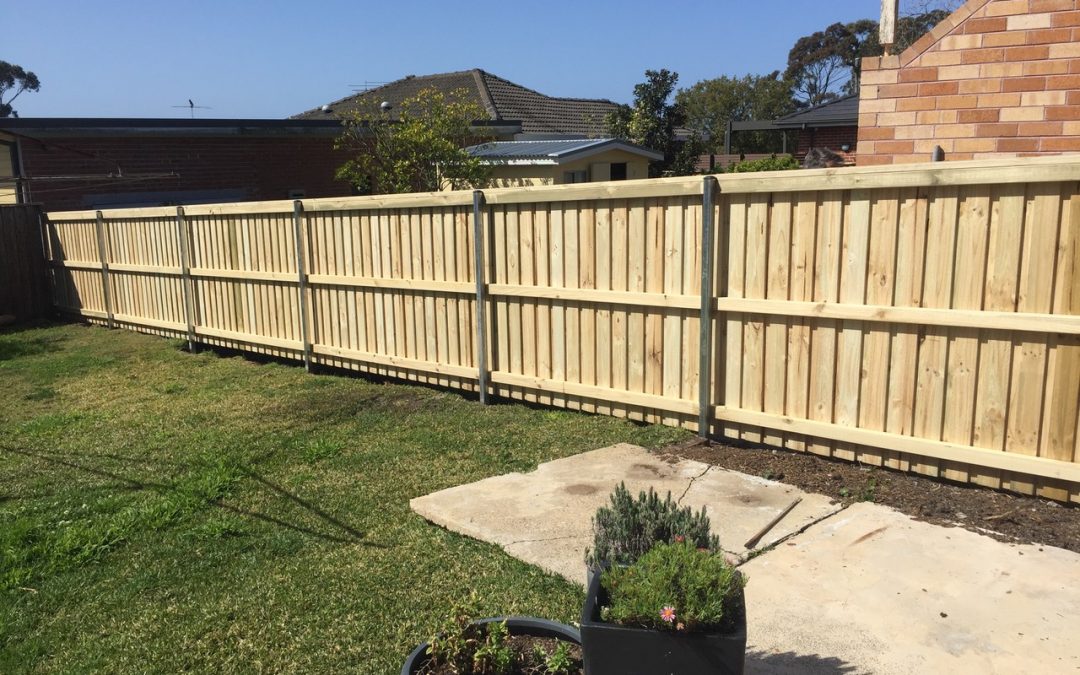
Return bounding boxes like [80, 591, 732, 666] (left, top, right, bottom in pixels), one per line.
[401, 616, 582, 675]
[579, 572, 747, 675]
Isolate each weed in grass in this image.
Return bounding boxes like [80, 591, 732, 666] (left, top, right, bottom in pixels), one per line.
[302, 438, 344, 463]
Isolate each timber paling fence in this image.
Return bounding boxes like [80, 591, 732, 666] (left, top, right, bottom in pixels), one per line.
[43, 157, 1080, 502]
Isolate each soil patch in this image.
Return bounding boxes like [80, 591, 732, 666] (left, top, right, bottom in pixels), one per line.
[660, 440, 1080, 554]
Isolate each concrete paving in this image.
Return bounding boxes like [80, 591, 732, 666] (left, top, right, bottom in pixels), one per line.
[411, 444, 1080, 674]
[740, 502, 1080, 674]
[410, 443, 841, 584]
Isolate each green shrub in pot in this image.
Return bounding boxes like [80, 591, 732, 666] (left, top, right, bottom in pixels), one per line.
[584, 483, 720, 570]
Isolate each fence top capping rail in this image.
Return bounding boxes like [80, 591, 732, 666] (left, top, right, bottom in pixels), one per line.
[45, 155, 1080, 222]
[715, 154, 1080, 194]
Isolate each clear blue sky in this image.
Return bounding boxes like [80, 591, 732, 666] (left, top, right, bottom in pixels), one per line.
[7, 0, 881, 119]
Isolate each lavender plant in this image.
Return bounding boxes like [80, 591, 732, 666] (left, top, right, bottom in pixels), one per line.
[584, 483, 720, 568]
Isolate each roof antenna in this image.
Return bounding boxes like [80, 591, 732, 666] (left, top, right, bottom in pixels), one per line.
[171, 99, 212, 118]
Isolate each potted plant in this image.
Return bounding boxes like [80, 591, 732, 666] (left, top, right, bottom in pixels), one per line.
[402, 595, 584, 674]
[579, 540, 747, 675]
[584, 483, 720, 586]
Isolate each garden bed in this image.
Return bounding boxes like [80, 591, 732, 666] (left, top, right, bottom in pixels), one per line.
[662, 440, 1080, 553]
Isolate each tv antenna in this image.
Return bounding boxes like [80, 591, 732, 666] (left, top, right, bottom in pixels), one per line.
[349, 81, 390, 93]
[172, 99, 212, 118]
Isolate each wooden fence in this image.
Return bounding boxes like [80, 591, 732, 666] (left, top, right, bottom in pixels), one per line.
[0, 204, 50, 321]
[43, 157, 1080, 502]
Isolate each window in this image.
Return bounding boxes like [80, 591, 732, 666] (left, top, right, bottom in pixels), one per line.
[610, 162, 628, 181]
[563, 170, 588, 184]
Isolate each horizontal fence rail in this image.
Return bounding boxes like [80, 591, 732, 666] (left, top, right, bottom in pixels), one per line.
[43, 156, 1080, 502]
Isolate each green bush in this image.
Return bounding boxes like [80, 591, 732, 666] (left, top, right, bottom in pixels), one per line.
[585, 483, 720, 568]
[728, 155, 801, 173]
[600, 541, 745, 633]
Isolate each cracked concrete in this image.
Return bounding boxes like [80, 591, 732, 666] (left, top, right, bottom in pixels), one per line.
[410, 443, 1080, 673]
[409, 443, 840, 583]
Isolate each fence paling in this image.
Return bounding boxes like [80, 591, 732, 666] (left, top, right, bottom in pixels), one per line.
[41, 156, 1080, 502]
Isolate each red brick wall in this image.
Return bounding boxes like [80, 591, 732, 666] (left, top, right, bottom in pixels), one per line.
[19, 135, 353, 211]
[794, 126, 859, 164]
[858, 0, 1080, 165]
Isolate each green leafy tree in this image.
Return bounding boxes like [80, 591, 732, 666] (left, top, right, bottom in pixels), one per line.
[786, 9, 950, 107]
[607, 69, 701, 177]
[675, 72, 797, 154]
[335, 88, 493, 194]
[0, 61, 41, 118]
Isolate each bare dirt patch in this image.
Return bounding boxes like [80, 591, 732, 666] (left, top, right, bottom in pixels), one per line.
[659, 440, 1080, 554]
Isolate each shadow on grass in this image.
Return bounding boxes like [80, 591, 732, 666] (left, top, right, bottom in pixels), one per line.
[0, 444, 378, 548]
[0, 333, 67, 362]
[746, 650, 864, 674]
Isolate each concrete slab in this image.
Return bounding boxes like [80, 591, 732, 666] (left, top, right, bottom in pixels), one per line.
[741, 502, 1080, 674]
[410, 443, 840, 584]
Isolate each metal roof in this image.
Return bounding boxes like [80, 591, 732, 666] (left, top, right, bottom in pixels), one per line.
[773, 94, 860, 128]
[465, 138, 662, 164]
[0, 118, 347, 138]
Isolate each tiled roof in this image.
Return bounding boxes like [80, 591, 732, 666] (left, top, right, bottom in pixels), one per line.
[292, 69, 619, 136]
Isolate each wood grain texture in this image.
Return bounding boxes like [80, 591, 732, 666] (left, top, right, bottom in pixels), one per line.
[43, 164, 1080, 501]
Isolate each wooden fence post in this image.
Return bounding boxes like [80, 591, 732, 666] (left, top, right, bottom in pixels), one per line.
[698, 175, 719, 437]
[93, 210, 115, 328]
[176, 206, 198, 352]
[292, 200, 313, 372]
[472, 190, 490, 404]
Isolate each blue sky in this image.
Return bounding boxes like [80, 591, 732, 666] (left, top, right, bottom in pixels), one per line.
[7, 1, 880, 119]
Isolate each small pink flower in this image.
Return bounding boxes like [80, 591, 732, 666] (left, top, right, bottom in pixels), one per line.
[660, 606, 676, 623]
[674, 535, 685, 543]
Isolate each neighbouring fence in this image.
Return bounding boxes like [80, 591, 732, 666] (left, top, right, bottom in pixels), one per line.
[0, 204, 50, 321]
[43, 157, 1080, 502]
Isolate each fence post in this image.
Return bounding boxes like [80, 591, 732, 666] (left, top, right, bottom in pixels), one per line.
[698, 176, 719, 437]
[291, 200, 314, 372]
[175, 206, 198, 352]
[93, 210, 115, 328]
[37, 210, 55, 316]
[472, 190, 490, 404]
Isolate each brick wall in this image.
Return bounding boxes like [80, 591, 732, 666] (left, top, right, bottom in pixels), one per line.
[20, 135, 353, 211]
[794, 126, 859, 164]
[858, 0, 1080, 165]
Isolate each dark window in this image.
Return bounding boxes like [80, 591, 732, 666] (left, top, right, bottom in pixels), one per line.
[610, 162, 628, 181]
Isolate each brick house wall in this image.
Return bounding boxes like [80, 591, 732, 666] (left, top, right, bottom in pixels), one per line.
[858, 0, 1080, 165]
[794, 126, 859, 164]
[17, 134, 353, 212]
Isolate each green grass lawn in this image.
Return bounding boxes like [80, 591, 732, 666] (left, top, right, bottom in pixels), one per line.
[0, 322, 687, 673]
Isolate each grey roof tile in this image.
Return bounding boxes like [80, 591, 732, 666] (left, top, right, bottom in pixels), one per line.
[292, 69, 619, 136]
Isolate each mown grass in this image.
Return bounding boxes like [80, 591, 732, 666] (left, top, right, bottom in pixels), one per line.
[0, 322, 687, 673]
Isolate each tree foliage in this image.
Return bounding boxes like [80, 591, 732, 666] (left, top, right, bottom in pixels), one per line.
[607, 69, 701, 177]
[675, 72, 797, 153]
[786, 9, 950, 107]
[334, 88, 493, 194]
[0, 61, 41, 118]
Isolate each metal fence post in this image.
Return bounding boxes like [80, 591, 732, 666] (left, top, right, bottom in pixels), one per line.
[698, 176, 719, 437]
[93, 210, 115, 328]
[472, 190, 490, 404]
[176, 206, 198, 352]
[292, 200, 313, 372]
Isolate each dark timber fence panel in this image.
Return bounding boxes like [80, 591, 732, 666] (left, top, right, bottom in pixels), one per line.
[0, 204, 50, 321]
